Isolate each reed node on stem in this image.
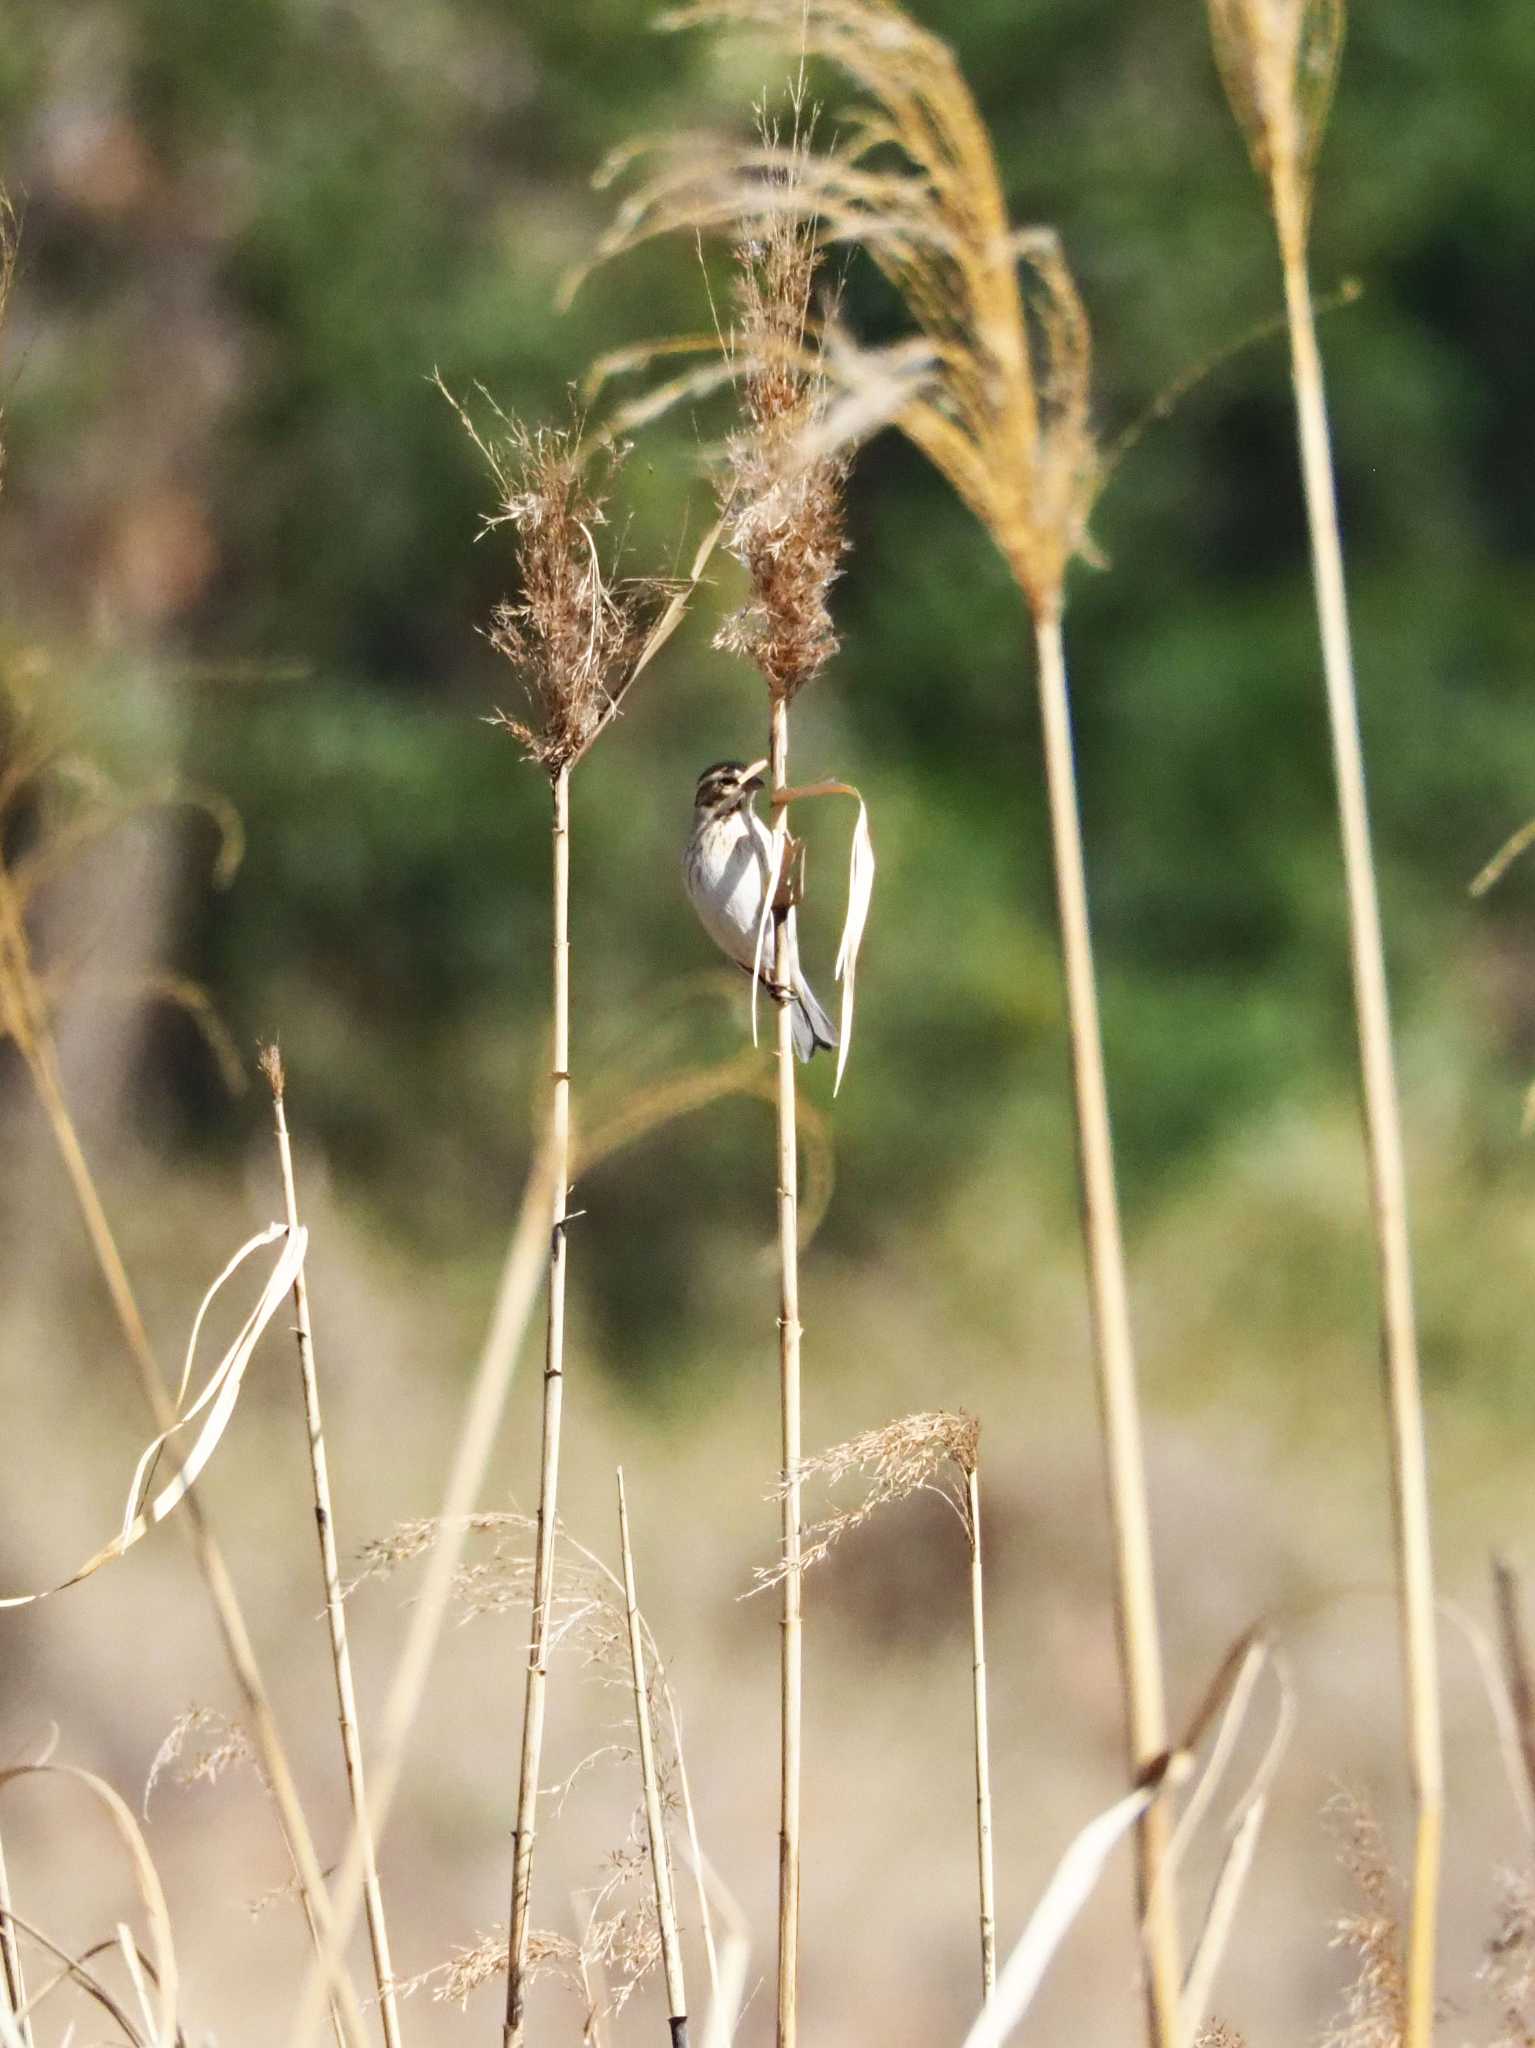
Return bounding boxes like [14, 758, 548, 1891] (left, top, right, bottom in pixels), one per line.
[1206, 9, 1441, 2040]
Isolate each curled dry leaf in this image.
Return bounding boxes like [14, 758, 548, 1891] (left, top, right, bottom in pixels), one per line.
[960, 1751, 1192, 2048]
[0, 1225, 306, 1609]
[770, 778, 875, 1092]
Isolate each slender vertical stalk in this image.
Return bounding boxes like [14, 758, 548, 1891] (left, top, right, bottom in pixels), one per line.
[267, 1060, 403, 2048]
[0, 871, 368, 2048]
[965, 1463, 996, 2000]
[505, 761, 574, 2048]
[769, 696, 803, 2048]
[1278, 219, 1442, 2048]
[1031, 608, 1179, 2048]
[0, 1828, 30, 2048]
[615, 1470, 689, 2048]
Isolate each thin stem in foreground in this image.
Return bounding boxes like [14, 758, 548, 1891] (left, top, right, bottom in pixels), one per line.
[770, 696, 803, 2048]
[264, 1053, 404, 2048]
[1279, 225, 1441, 2048]
[966, 1463, 996, 1999]
[506, 761, 574, 2048]
[616, 1470, 689, 2048]
[1031, 608, 1179, 2048]
[0, 1828, 30, 2048]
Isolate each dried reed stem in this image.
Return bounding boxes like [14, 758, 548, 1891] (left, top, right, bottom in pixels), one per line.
[1279, 220, 1441, 2048]
[506, 761, 574, 2048]
[291, 1142, 556, 2046]
[966, 1463, 997, 1998]
[768, 696, 805, 2048]
[1033, 609, 1179, 2047]
[0, 1832, 29, 2048]
[0, 873, 368, 2048]
[616, 1471, 689, 2048]
[264, 1053, 403, 2048]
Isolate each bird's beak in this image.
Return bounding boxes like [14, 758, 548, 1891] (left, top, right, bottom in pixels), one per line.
[739, 757, 769, 793]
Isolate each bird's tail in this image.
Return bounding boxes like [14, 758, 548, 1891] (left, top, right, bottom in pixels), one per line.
[789, 969, 838, 1064]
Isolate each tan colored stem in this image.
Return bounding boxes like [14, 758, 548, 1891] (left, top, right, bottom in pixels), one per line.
[616, 1471, 689, 2047]
[1031, 609, 1179, 2048]
[1279, 227, 1442, 2048]
[770, 696, 802, 2048]
[505, 761, 574, 2048]
[291, 1141, 556, 2046]
[0, 1827, 30, 2048]
[0, 871, 368, 2048]
[270, 1077, 404, 2048]
[966, 1464, 996, 1998]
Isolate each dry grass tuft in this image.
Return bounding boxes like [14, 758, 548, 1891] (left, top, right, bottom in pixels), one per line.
[714, 113, 848, 702]
[1322, 1786, 1408, 2048]
[398, 1925, 583, 2010]
[1479, 1868, 1535, 2048]
[756, 1408, 978, 1586]
[437, 383, 665, 778]
[143, 1708, 258, 1813]
[1194, 2025, 1249, 2048]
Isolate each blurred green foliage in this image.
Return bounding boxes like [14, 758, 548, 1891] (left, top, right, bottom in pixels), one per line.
[3, 0, 1535, 1394]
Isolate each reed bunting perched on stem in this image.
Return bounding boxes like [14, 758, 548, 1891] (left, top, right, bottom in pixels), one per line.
[683, 760, 838, 1062]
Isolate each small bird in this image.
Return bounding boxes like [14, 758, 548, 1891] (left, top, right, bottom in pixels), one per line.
[683, 759, 839, 1062]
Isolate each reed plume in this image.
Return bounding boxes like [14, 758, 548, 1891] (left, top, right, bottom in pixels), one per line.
[1205, 7, 1441, 2041]
[590, 7, 1177, 2035]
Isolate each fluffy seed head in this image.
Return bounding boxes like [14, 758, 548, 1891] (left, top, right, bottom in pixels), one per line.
[715, 123, 848, 702]
[439, 381, 663, 778]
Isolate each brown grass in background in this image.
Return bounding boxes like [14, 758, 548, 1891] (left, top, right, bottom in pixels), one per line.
[1205, 5, 1443, 2042]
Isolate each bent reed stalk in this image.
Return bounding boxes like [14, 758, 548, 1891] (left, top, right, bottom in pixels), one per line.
[263, 1050, 403, 2048]
[1204, 5, 1441, 2036]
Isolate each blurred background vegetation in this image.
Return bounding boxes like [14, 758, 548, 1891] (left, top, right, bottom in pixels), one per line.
[4, 2, 1535, 2042]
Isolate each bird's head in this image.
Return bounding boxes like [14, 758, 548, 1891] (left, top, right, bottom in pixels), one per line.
[694, 759, 768, 819]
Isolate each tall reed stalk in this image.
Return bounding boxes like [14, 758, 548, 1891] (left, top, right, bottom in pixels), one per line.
[262, 1049, 403, 2048]
[1206, 6, 1441, 2037]
[712, 160, 847, 2048]
[432, 396, 662, 2048]
[769, 695, 804, 2048]
[505, 758, 573, 2048]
